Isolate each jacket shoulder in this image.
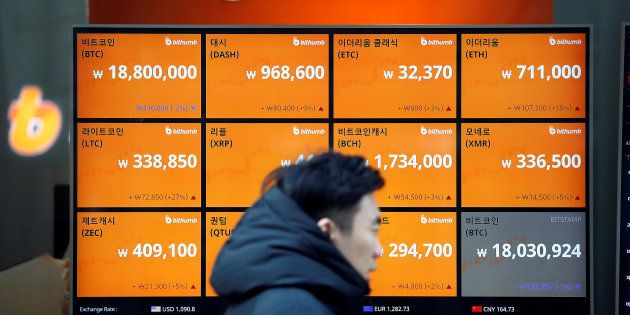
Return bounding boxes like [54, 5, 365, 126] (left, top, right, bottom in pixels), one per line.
[225, 287, 334, 315]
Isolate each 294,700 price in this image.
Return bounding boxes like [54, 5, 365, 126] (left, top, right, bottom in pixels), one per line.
[386, 243, 453, 260]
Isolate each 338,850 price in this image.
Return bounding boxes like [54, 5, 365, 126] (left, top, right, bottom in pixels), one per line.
[116, 154, 198, 170]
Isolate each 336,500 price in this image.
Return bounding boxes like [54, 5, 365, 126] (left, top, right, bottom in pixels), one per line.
[500, 154, 582, 170]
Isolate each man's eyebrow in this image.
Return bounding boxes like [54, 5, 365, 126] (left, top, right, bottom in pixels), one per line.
[373, 216, 382, 225]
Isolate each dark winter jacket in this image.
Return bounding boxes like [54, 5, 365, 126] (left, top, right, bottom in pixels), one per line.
[210, 187, 370, 315]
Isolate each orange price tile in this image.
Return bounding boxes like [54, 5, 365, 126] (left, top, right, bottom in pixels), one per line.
[77, 212, 201, 297]
[77, 123, 201, 207]
[462, 33, 586, 118]
[206, 34, 328, 118]
[462, 123, 586, 207]
[77, 34, 201, 118]
[205, 212, 244, 296]
[334, 123, 456, 207]
[334, 34, 456, 118]
[371, 212, 457, 296]
[206, 123, 329, 207]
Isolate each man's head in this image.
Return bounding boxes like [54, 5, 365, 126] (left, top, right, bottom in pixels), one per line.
[263, 152, 385, 280]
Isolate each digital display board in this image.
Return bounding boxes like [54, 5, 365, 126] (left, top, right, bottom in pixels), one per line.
[618, 23, 630, 315]
[77, 212, 201, 297]
[461, 123, 585, 208]
[334, 34, 457, 118]
[73, 27, 590, 314]
[206, 123, 328, 207]
[461, 212, 586, 297]
[461, 34, 586, 119]
[335, 123, 456, 207]
[206, 34, 329, 118]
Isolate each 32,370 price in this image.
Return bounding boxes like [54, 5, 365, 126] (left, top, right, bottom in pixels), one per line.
[389, 65, 454, 81]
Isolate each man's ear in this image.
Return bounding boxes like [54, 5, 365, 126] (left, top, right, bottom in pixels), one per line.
[317, 217, 336, 238]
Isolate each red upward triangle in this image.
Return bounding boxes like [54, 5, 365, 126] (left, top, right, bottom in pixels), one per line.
[575, 196, 580, 200]
[446, 195, 452, 200]
[575, 106, 581, 111]
[191, 284, 196, 289]
[446, 106, 452, 111]
[447, 285, 452, 289]
[191, 196, 196, 200]
[319, 107, 324, 112]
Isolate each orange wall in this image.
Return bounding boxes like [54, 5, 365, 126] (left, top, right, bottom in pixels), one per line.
[89, 0, 552, 24]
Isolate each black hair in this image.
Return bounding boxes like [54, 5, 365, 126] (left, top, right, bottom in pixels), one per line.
[262, 152, 384, 232]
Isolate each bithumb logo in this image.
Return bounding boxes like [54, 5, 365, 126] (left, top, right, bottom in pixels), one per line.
[8, 86, 62, 157]
[421, 215, 453, 224]
[549, 36, 582, 46]
[421, 125, 453, 136]
[548, 125, 582, 135]
[293, 36, 326, 46]
[293, 125, 326, 136]
[165, 36, 198, 46]
[165, 215, 198, 225]
[165, 126, 198, 136]
[420, 36, 453, 46]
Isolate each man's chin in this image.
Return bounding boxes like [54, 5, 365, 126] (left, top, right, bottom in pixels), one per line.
[365, 268, 377, 281]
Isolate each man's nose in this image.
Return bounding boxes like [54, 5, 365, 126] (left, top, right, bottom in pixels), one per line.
[374, 240, 383, 259]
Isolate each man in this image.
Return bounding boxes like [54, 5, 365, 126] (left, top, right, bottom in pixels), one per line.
[211, 152, 384, 315]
